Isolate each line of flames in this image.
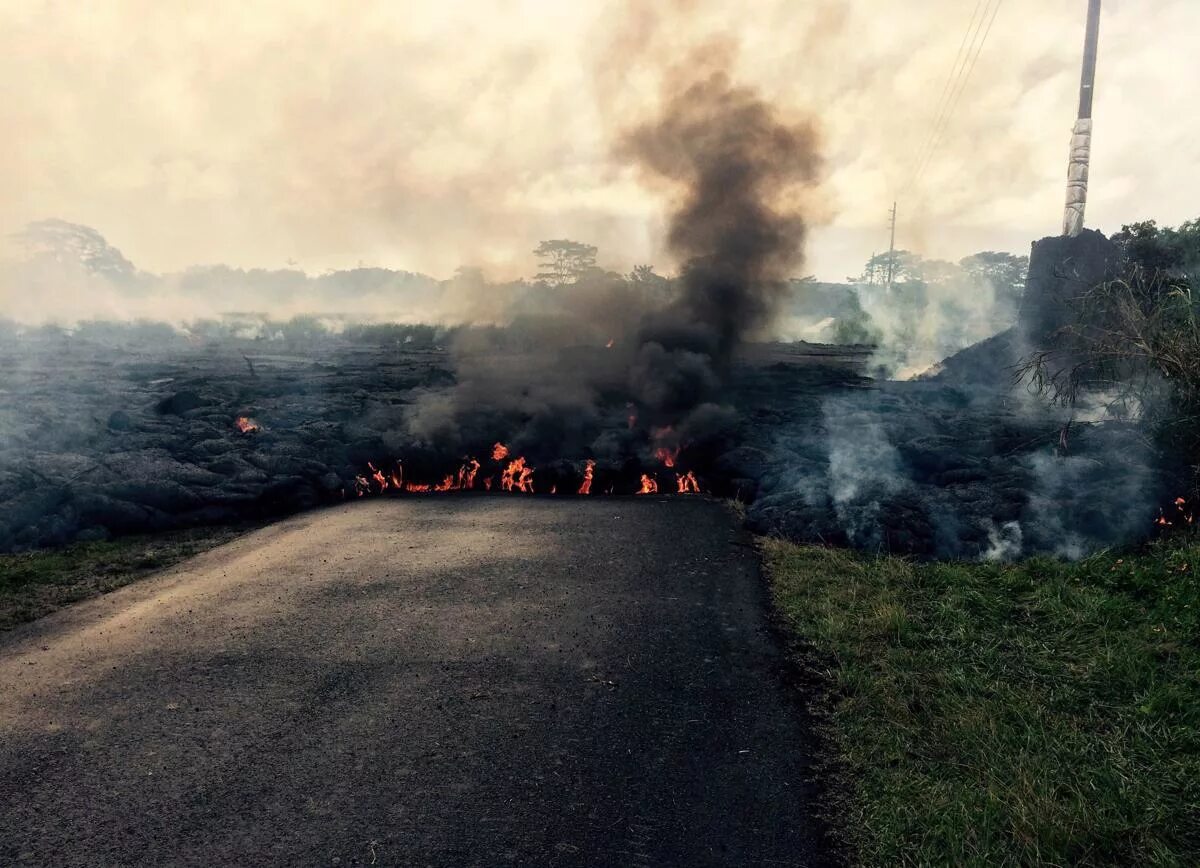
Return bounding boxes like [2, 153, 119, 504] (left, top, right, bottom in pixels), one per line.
[354, 442, 701, 498]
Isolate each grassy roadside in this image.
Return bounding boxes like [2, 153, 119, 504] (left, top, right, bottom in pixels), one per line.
[0, 525, 255, 631]
[763, 537, 1200, 866]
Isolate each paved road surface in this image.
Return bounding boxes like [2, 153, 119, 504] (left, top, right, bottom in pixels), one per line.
[1, 499, 829, 866]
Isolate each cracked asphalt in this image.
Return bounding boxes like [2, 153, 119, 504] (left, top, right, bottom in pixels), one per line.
[1, 498, 830, 866]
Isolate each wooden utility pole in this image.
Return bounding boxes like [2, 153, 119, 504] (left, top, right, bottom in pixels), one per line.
[885, 201, 898, 291]
[1063, 0, 1101, 236]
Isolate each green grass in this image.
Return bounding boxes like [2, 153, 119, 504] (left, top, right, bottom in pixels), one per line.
[0, 526, 252, 630]
[763, 537, 1200, 866]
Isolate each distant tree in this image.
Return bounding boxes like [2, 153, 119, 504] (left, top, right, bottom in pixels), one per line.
[13, 219, 139, 284]
[851, 250, 925, 285]
[1111, 219, 1200, 282]
[629, 264, 657, 283]
[534, 239, 598, 285]
[960, 251, 1029, 304]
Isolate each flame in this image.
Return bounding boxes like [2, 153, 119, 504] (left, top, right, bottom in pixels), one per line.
[492, 442, 509, 461]
[234, 416, 260, 434]
[501, 457, 535, 493]
[351, 437, 705, 498]
[1157, 496, 1195, 528]
[655, 446, 680, 468]
[457, 458, 481, 490]
[605, 338, 614, 348]
[578, 459, 595, 495]
[651, 426, 680, 467]
[368, 461, 388, 490]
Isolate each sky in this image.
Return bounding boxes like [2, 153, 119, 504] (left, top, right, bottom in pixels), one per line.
[1, 0, 1197, 283]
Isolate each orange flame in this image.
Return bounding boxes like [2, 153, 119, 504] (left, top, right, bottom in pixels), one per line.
[457, 458, 481, 490]
[637, 473, 658, 495]
[492, 442, 509, 461]
[676, 471, 700, 494]
[368, 461, 388, 491]
[404, 482, 432, 493]
[651, 426, 680, 467]
[234, 416, 260, 434]
[484, 477, 493, 491]
[578, 459, 595, 495]
[501, 457, 535, 493]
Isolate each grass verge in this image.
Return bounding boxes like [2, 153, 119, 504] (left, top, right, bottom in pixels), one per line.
[0, 525, 254, 631]
[763, 537, 1200, 866]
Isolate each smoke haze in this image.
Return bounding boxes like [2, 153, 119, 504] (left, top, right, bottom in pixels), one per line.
[2, 1, 1197, 281]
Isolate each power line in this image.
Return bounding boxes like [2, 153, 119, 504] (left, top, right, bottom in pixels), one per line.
[901, 0, 987, 195]
[910, 0, 1005, 191]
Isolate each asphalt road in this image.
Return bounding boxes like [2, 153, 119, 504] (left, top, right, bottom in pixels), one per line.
[1, 498, 830, 867]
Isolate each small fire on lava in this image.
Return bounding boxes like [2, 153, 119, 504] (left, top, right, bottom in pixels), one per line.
[1155, 496, 1195, 528]
[352, 442, 701, 499]
[234, 416, 261, 434]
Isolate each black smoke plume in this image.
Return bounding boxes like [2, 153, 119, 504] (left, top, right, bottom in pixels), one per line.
[402, 64, 821, 482]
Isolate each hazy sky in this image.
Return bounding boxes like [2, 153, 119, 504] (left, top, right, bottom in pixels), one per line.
[2, 0, 1197, 281]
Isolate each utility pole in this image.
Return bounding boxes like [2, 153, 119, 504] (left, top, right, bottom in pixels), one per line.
[885, 201, 898, 292]
[1063, 0, 1101, 236]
